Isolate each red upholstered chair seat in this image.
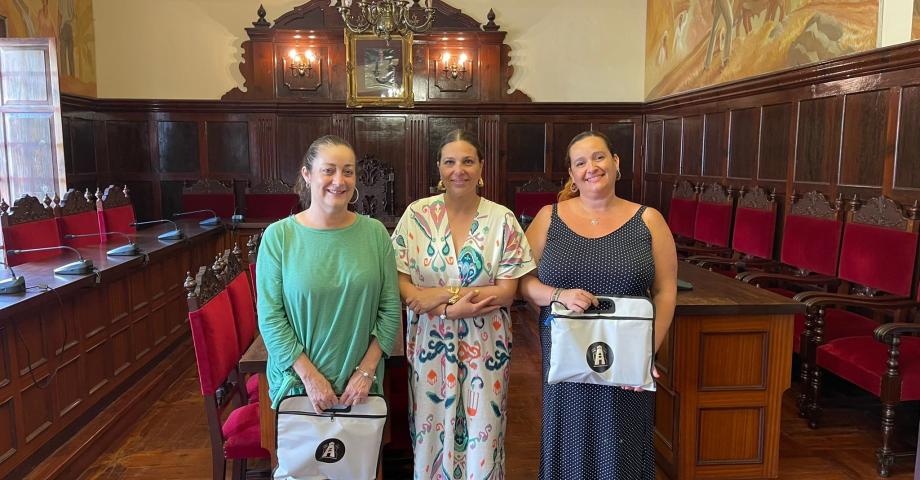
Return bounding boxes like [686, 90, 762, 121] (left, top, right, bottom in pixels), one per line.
[245, 193, 299, 220]
[732, 207, 776, 259]
[693, 202, 732, 247]
[837, 223, 918, 297]
[817, 336, 920, 400]
[4, 218, 63, 266]
[183, 193, 235, 219]
[792, 308, 879, 353]
[227, 272, 257, 354]
[221, 402, 270, 459]
[60, 211, 101, 247]
[668, 197, 697, 239]
[245, 374, 260, 404]
[780, 215, 842, 276]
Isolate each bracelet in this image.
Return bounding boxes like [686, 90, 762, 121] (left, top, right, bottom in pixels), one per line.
[440, 303, 449, 320]
[551, 287, 563, 303]
[355, 366, 377, 382]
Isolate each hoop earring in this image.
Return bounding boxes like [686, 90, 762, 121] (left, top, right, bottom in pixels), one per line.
[478, 178, 484, 188]
[349, 186, 360, 205]
[616, 169, 622, 181]
[570, 182, 578, 193]
[437, 180, 446, 192]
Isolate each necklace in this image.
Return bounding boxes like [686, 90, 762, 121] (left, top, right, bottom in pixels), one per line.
[590, 218, 599, 226]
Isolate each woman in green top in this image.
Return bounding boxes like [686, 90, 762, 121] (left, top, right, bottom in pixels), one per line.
[257, 135, 401, 413]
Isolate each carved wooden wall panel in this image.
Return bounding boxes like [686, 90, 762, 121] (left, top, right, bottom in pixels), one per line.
[758, 104, 792, 181]
[728, 107, 759, 180]
[106, 120, 150, 173]
[840, 90, 888, 188]
[895, 85, 920, 191]
[353, 116, 407, 210]
[206, 121, 250, 175]
[794, 96, 839, 184]
[702, 112, 727, 178]
[680, 116, 702, 177]
[505, 122, 545, 173]
[157, 121, 199, 173]
[663, 118, 682, 175]
[645, 121, 662, 174]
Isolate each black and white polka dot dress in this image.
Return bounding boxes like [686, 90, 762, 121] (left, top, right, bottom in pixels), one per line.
[537, 204, 656, 480]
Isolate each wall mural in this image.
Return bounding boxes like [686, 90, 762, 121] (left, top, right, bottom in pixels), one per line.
[0, 0, 96, 97]
[646, 0, 878, 99]
[913, 0, 920, 39]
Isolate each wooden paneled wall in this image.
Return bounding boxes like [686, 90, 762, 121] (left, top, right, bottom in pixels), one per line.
[642, 42, 920, 218]
[61, 100, 643, 221]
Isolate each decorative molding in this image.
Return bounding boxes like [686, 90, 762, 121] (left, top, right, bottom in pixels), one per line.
[699, 183, 731, 205]
[184, 178, 232, 194]
[673, 180, 696, 200]
[1, 194, 54, 226]
[737, 186, 775, 211]
[225, 245, 244, 280]
[248, 178, 293, 194]
[518, 176, 559, 193]
[851, 196, 908, 231]
[355, 155, 395, 218]
[193, 265, 224, 307]
[788, 191, 839, 220]
[60, 188, 95, 216]
[247, 233, 261, 263]
[100, 185, 131, 209]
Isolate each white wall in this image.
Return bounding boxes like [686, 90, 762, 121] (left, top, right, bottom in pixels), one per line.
[93, 0, 647, 102]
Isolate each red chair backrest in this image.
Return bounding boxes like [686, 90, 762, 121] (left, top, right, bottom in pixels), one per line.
[245, 193, 299, 219]
[1, 194, 63, 266]
[96, 185, 136, 238]
[779, 192, 843, 277]
[667, 181, 698, 239]
[837, 197, 919, 297]
[182, 179, 235, 219]
[731, 188, 777, 259]
[59, 189, 101, 248]
[227, 271, 258, 354]
[514, 191, 557, 219]
[188, 289, 241, 396]
[692, 184, 733, 248]
[248, 261, 257, 299]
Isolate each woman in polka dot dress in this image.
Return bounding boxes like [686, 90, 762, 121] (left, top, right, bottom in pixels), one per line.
[519, 131, 677, 479]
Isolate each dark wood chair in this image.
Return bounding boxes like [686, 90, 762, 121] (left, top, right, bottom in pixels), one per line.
[667, 180, 699, 243]
[58, 188, 101, 248]
[354, 155, 395, 221]
[185, 265, 269, 480]
[795, 197, 920, 477]
[182, 179, 236, 219]
[514, 176, 558, 230]
[96, 185, 137, 237]
[1, 194, 63, 266]
[213, 244, 259, 404]
[244, 179, 299, 219]
[677, 182, 735, 258]
[689, 186, 778, 276]
[246, 232, 261, 299]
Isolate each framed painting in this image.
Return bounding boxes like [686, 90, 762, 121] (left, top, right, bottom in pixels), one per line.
[345, 31, 413, 108]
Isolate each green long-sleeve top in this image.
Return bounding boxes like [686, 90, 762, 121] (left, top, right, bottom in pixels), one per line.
[256, 214, 402, 404]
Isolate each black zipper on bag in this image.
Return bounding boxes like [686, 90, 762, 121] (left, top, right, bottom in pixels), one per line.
[277, 411, 388, 419]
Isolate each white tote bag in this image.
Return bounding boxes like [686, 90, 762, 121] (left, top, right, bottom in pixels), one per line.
[274, 394, 387, 480]
[547, 295, 656, 391]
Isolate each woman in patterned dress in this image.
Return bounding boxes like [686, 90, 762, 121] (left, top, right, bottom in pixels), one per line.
[392, 129, 535, 479]
[519, 131, 677, 479]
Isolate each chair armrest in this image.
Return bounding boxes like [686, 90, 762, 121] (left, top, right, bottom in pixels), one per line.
[800, 293, 916, 310]
[741, 271, 837, 287]
[677, 244, 732, 256]
[874, 322, 920, 343]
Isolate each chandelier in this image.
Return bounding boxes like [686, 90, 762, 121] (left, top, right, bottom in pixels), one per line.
[333, 0, 435, 42]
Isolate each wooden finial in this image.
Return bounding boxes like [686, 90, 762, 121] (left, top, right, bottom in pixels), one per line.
[483, 8, 499, 31]
[253, 4, 270, 27]
[184, 271, 197, 300]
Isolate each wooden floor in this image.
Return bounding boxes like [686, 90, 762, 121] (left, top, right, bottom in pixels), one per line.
[76, 309, 917, 479]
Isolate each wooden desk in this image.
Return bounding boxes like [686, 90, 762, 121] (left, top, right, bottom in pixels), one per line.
[654, 263, 802, 479]
[0, 220, 225, 478]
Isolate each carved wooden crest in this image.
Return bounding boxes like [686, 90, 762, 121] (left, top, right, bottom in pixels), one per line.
[699, 183, 731, 205]
[0, 194, 55, 227]
[184, 179, 232, 194]
[737, 186, 775, 210]
[518, 176, 559, 193]
[219, 246, 244, 282]
[672, 180, 697, 200]
[788, 191, 839, 220]
[850, 196, 911, 231]
[248, 178, 294, 194]
[60, 188, 96, 216]
[189, 265, 224, 309]
[247, 233, 261, 263]
[355, 155, 394, 218]
[100, 185, 131, 209]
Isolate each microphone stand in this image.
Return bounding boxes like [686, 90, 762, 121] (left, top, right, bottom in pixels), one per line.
[0, 260, 25, 294]
[129, 219, 185, 240]
[64, 232, 142, 256]
[174, 209, 221, 226]
[6, 246, 94, 275]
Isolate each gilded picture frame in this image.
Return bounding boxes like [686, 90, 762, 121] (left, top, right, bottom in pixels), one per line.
[345, 31, 414, 108]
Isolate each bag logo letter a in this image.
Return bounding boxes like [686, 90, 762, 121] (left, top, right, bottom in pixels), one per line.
[315, 438, 346, 463]
[586, 342, 613, 373]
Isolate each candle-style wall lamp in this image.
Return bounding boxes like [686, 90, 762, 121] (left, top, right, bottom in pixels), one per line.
[432, 48, 474, 93]
[283, 46, 323, 92]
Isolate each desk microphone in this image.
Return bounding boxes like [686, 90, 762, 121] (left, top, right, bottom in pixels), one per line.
[64, 232, 141, 256]
[129, 219, 184, 240]
[6, 245, 94, 275]
[0, 260, 25, 294]
[174, 209, 220, 226]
